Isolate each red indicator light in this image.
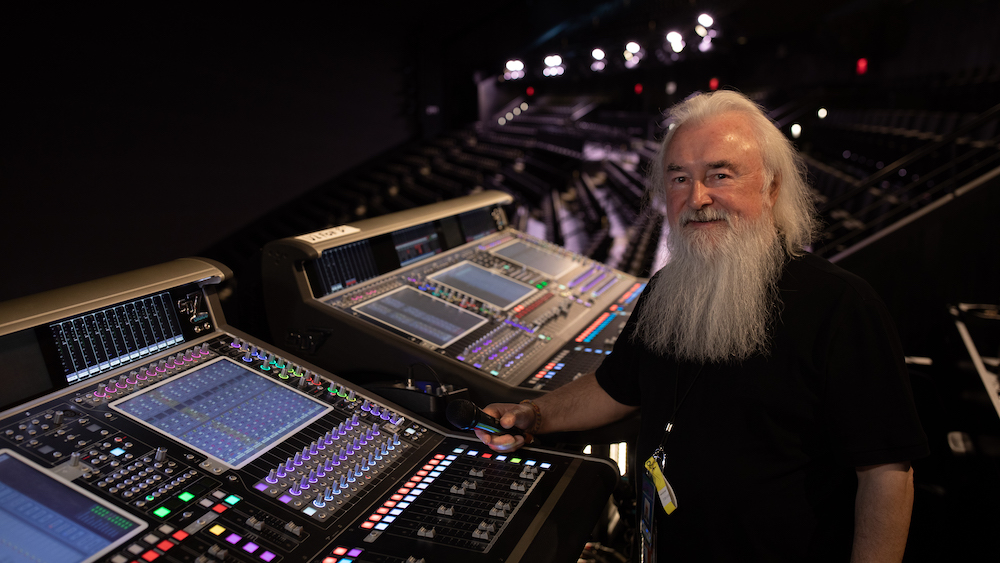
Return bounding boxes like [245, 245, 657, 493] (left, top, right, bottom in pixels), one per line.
[856, 58, 868, 75]
[634, 83, 643, 94]
[172, 531, 189, 541]
[156, 541, 174, 552]
[526, 86, 535, 96]
[709, 78, 719, 91]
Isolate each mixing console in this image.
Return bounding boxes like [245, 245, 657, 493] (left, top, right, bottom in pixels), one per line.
[0, 258, 618, 563]
[262, 191, 647, 404]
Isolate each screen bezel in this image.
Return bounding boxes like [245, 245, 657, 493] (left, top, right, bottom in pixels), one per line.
[0, 448, 148, 563]
[109, 357, 332, 470]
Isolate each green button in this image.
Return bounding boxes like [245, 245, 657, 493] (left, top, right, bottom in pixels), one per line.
[511, 458, 522, 464]
[224, 495, 241, 506]
[153, 507, 171, 518]
[177, 492, 195, 502]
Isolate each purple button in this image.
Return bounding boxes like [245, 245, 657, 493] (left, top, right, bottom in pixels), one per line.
[260, 551, 276, 562]
[348, 548, 363, 557]
[243, 542, 259, 553]
[254, 482, 268, 491]
[225, 533, 241, 544]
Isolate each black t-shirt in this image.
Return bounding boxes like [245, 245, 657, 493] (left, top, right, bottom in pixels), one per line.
[595, 253, 929, 561]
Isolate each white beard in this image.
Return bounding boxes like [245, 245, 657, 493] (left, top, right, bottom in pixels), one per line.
[632, 207, 785, 363]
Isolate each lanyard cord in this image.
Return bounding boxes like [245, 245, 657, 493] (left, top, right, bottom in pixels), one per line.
[655, 363, 705, 459]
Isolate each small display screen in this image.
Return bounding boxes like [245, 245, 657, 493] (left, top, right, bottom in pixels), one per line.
[459, 208, 498, 242]
[48, 291, 186, 385]
[0, 449, 146, 563]
[353, 286, 487, 348]
[314, 240, 381, 295]
[392, 224, 442, 267]
[492, 241, 579, 278]
[111, 357, 330, 469]
[428, 262, 536, 311]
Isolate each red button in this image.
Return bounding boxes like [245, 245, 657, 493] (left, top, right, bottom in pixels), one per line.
[141, 551, 159, 562]
[212, 504, 227, 513]
[156, 540, 173, 552]
[171, 531, 189, 541]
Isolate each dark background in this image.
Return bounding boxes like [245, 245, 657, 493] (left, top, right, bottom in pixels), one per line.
[3, 0, 998, 318]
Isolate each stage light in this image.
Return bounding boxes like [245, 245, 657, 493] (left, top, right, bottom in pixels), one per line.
[698, 14, 714, 27]
[666, 81, 677, 95]
[666, 31, 682, 44]
[817, 108, 828, 119]
[544, 55, 563, 67]
[790, 123, 802, 139]
[698, 37, 712, 52]
[591, 61, 606, 71]
[626, 41, 641, 54]
[671, 40, 685, 53]
[695, 25, 708, 37]
[526, 86, 535, 96]
[634, 83, 643, 95]
[498, 117, 507, 125]
[856, 58, 868, 75]
[592, 48, 605, 61]
[709, 77, 719, 90]
[506, 60, 524, 72]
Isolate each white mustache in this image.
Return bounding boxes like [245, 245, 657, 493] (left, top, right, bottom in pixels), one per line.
[679, 207, 730, 227]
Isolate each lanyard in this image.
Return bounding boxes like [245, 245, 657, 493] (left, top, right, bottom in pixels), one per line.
[651, 363, 704, 469]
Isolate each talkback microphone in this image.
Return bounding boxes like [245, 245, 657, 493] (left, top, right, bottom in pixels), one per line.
[446, 399, 525, 436]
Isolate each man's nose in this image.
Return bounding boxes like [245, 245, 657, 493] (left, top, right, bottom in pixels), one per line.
[687, 180, 712, 209]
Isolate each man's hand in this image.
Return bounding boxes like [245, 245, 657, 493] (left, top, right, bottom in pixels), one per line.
[473, 402, 535, 453]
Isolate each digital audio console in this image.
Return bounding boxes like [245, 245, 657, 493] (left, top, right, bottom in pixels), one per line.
[0, 258, 618, 563]
[262, 191, 647, 405]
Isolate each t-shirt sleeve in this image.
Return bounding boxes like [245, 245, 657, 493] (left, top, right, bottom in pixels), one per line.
[594, 288, 648, 407]
[823, 281, 929, 467]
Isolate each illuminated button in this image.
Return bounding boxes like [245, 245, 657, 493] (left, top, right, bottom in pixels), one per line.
[141, 551, 159, 561]
[153, 507, 171, 518]
[332, 547, 348, 556]
[243, 542, 259, 553]
[260, 551, 276, 562]
[208, 524, 226, 535]
[171, 530, 189, 541]
[360, 522, 374, 529]
[213, 504, 227, 513]
[156, 540, 173, 551]
[177, 492, 195, 502]
[225, 533, 241, 544]
[224, 494, 241, 505]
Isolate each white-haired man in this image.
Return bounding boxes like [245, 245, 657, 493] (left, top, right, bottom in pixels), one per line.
[476, 90, 928, 561]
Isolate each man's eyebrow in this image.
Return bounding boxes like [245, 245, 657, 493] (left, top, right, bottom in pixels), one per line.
[707, 160, 739, 170]
[665, 163, 683, 171]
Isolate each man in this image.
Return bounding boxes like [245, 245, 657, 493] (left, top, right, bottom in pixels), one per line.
[475, 90, 928, 561]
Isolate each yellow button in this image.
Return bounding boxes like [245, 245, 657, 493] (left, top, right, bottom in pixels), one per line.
[208, 524, 226, 535]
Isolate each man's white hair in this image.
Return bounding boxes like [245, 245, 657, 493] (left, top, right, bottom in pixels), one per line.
[647, 90, 818, 254]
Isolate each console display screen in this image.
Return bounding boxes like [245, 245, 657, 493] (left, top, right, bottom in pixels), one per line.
[428, 262, 536, 311]
[0, 449, 146, 563]
[492, 240, 579, 278]
[353, 286, 487, 348]
[111, 357, 330, 469]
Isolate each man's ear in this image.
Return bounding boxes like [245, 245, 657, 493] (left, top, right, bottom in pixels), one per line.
[767, 173, 781, 206]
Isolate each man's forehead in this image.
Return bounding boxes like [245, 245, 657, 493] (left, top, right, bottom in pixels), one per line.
[664, 113, 762, 166]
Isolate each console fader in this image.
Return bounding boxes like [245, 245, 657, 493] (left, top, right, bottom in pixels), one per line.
[262, 191, 648, 405]
[0, 258, 618, 563]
